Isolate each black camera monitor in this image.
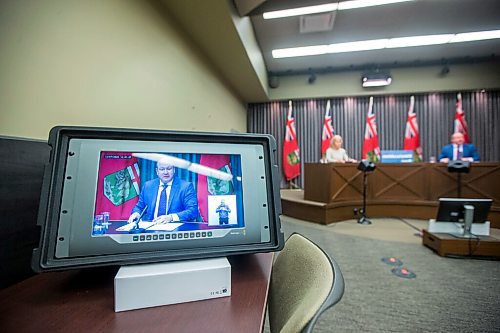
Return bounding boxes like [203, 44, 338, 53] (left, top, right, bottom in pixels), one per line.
[32, 127, 284, 271]
[436, 198, 492, 223]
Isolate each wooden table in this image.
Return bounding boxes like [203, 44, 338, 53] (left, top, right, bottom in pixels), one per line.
[0, 253, 274, 333]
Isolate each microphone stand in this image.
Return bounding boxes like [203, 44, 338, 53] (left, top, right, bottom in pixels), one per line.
[129, 205, 148, 234]
[447, 160, 471, 198]
[358, 170, 372, 225]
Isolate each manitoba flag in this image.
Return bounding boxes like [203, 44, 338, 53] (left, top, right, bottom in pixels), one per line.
[95, 152, 140, 220]
[283, 100, 300, 181]
[362, 97, 381, 162]
[197, 154, 233, 222]
[403, 96, 423, 162]
[454, 93, 470, 143]
[321, 100, 334, 159]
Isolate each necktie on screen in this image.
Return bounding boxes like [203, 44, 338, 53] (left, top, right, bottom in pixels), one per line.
[457, 145, 462, 160]
[158, 184, 168, 216]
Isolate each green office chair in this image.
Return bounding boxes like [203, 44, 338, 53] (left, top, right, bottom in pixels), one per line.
[268, 233, 345, 333]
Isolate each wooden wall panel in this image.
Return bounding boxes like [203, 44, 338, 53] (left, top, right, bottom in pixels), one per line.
[299, 162, 500, 226]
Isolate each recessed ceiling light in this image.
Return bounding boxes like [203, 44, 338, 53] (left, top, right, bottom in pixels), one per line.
[339, 0, 414, 10]
[263, 4, 338, 19]
[386, 34, 454, 48]
[272, 45, 329, 58]
[328, 39, 388, 53]
[450, 30, 500, 43]
[263, 0, 414, 19]
[272, 29, 500, 58]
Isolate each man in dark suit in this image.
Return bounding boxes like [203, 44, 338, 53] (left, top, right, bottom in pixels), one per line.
[439, 132, 480, 163]
[128, 159, 199, 224]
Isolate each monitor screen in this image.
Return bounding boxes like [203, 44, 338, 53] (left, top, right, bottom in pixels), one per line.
[436, 198, 492, 223]
[32, 127, 284, 271]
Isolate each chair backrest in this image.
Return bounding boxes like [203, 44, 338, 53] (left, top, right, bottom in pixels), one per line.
[0, 137, 50, 288]
[268, 233, 345, 333]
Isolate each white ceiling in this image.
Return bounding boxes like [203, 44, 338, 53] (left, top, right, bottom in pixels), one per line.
[163, 0, 500, 102]
[250, 0, 500, 75]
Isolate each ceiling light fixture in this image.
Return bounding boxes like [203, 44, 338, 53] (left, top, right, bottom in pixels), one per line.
[386, 34, 454, 48]
[328, 39, 389, 53]
[362, 73, 392, 87]
[450, 30, 500, 43]
[263, 0, 414, 19]
[272, 29, 500, 58]
[263, 4, 338, 19]
[273, 45, 329, 58]
[338, 0, 413, 10]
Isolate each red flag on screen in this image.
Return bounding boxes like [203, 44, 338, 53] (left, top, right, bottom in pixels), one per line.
[321, 100, 334, 159]
[403, 96, 423, 162]
[362, 97, 381, 162]
[197, 154, 232, 222]
[454, 93, 470, 143]
[95, 152, 140, 220]
[283, 101, 300, 181]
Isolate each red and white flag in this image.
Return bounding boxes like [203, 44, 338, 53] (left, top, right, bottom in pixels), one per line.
[321, 100, 334, 159]
[403, 96, 423, 162]
[197, 154, 233, 222]
[362, 97, 381, 162]
[95, 152, 140, 220]
[283, 100, 300, 181]
[454, 93, 470, 143]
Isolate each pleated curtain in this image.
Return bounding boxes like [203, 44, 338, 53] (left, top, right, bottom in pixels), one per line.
[247, 91, 500, 188]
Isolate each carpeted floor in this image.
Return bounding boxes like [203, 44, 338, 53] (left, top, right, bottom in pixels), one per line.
[264, 216, 500, 333]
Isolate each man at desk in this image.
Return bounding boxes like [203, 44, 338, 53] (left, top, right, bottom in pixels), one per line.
[128, 158, 199, 224]
[439, 132, 480, 163]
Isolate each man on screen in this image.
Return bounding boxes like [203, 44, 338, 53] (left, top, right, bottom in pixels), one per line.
[438, 132, 480, 163]
[128, 159, 199, 224]
[215, 199, 231, 225]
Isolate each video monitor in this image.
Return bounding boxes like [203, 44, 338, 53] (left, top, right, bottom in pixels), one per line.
[32, 126, 284, 271]
[436, 198, 492, 223]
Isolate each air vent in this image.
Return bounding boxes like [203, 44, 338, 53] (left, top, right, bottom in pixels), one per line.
[299, 12, 335, 34]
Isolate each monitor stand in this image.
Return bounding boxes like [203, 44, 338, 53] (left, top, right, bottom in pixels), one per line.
[450, 204, 476, 239]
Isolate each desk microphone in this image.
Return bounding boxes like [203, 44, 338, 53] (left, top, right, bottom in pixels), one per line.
[129, 205, 148, 234]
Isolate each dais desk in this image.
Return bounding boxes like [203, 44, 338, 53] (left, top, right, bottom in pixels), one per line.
[282, 163, 500, 226]
[0, 253, 273, 333]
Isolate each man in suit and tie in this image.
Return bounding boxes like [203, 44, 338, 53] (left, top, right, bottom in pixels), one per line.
[128, 158, 199, 224]
[439, 132, 480, 163]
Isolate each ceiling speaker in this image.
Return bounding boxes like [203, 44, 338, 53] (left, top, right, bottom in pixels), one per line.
[268, 76, 280, 89]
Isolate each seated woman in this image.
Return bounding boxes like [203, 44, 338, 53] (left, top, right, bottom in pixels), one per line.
[325, 135, 357, 163]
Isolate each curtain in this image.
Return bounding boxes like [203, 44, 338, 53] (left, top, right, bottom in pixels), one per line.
[138, 153, 200, 188]
[248, 90, 500, 188]
[230, 155, 244, 226]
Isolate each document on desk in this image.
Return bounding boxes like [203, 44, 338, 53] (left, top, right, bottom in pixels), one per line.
[116, 222, 156, 231]
[116, 222, 184, 232]
[146, 223, 184, 231]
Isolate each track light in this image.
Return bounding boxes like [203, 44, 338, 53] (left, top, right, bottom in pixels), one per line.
[362, 73, 392, 87]
[268, 75, 280, 88]
[440, 65, 450, 76]
[308, 73, 317, 84]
